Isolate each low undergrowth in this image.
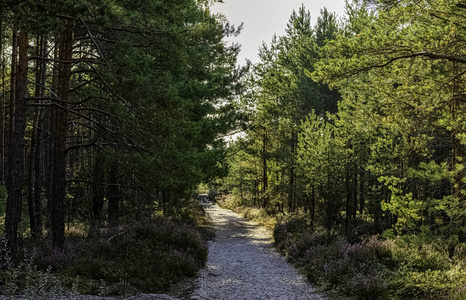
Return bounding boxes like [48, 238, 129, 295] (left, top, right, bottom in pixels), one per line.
[274, 215, 466, 299]
[1, 210, 209, 298]
[217, 194, 277, 230]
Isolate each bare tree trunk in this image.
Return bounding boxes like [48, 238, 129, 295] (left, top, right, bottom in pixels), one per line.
[358, 166, 364, 216]
[0, 12, 5, 183]
[108, 163, 120, 226]
[310, 187, 315, 228]
[6, 24, 18, 188]
[345, 161, 351, 236]
[91, 152, 105, 224]
[352, 161, 358, 220]
[262, 132, 268, 208]
[161, 190, 168, 216]
[28, 34, 47, 238]
[288, 130, 296, 213]
[5, 28, 28, 255]
[51, 20, 74, 249]
[45, 44, 59, 229]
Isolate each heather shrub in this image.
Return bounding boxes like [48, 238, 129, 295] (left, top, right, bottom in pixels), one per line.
[274, 218, 394, 299]
[0, 248, 80, 299]
[31, 217, 208, 296]
[346, 272, 387, 300]
[274, 216, 466, 299]
[274, 215, 328, 255]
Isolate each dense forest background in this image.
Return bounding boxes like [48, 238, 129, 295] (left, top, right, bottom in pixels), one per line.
[1, 0, 466, 298]
[0, 0, 245, 249]
[0, 0, 245, 295]
[223, 0, 466, 244]
[216, 0, 466, 298]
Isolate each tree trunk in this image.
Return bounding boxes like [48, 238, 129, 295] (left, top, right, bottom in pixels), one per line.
[161, 190, 168, 216]
[345, 161, 351, 236]
[5, 24, 18, 189]
[91, 152, 105, 224]
[107, 163, 120, 226]
[352, 160, 358, 220]
[51, 20, 74, 249]
[5, 28, 28, 255]
[262, 132, 268, 208]
[359, 167, 365, 215]
[310, 187, 315, 229]
[0, 13, 5, 183]
[28, 34, 47, 238]
[288, 130, 296, 213]
[32, 34, 48, 238]
[45, 44, 59, 229]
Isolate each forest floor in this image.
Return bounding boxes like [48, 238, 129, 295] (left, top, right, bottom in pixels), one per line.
[188, 203, 326, 300]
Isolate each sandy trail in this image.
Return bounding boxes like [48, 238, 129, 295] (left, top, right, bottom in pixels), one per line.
[190, 204, 326, 300]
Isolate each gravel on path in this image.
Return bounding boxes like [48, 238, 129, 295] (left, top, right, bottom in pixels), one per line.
[190, 204, 326, 300]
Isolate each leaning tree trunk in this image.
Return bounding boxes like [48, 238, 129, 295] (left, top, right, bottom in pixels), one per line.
[5, 28, 28, 256]
[51, 20, 73, 249]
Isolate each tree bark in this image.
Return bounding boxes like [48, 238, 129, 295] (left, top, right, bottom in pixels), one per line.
[262, 132, 268, 208]
[51, 20, 74, 249]
[358, 167, 364, 215]
[5, 28, 28, 255]
[44, 44, 59, 229]
[91, 152, 105, 224]
[345, 161, 351, 235]
[0, 13, 5, 183]
[6, 24, 18, 187]
[288, 130, 296, 213]
[107, 163, 120, 226]
[28, 34, 47, 238]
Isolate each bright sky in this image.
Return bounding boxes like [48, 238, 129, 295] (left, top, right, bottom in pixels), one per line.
[211, 0, 347, 65]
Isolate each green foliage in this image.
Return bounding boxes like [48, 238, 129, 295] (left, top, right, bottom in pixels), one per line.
[223, 0, 466, 298]
[307, 0, 466, 238]
[223, 5, 341, 217]
[298, 112, 346, 230]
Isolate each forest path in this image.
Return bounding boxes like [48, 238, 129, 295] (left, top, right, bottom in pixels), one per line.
[190, 204, 326, 300]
